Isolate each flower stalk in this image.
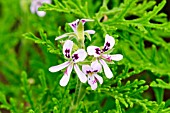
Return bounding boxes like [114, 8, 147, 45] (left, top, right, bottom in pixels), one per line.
[69, 24, 87, 112]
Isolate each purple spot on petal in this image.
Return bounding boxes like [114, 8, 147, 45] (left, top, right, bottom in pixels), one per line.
[106, 56, 112, 61]
[81, 20, 86, 23]
[92, 80, 97, 84]
[65, 49, 70, 58]
[103, 42, 110, 52]
[93, 70, 98, 72]
[95, 48, 101, 55]
[72, 24, 76, 28]
[86, 70, 91, 74]
[64, 68, 68, 75]
[72, 54, 79, 61]
[106, 42, 110, 47]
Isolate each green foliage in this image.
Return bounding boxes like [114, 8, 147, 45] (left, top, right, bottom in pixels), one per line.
[1, 0, 170, 112]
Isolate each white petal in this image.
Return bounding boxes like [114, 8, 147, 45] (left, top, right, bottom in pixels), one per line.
[55, 34, 68, 40]
[110, 54, 123, 61]
[82, 65, 92, 74]
[99, 59, 113, 79]
[81, 19, 94, 25]
[63, 40, 73, 58]
[42, 0, 52, 3]
[30, 4, 36, 14]
[68, 19, 79, 32]
[84, 30, 95, 34]
[72, 49, 87, 63]
[102, 54, 123, 61]
[91, 60, 102, 72]
[94, 74, 103, 84]
[74, 64, 87, 83]
[37, 11, 46, 17]
[103, 34, 115, 52]
[49, 61, 70, 72]
[88, 75, 97, 90]
[87, 46, 101, 57]
[60, 64, 73, 86]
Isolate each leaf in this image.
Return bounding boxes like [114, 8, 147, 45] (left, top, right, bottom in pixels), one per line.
[23, 32, 43, 44]
[21, 71, 35, 110]
[116, 99, 122, 113]
[152, 87, 164, 104]
[150, 79, 170, 89]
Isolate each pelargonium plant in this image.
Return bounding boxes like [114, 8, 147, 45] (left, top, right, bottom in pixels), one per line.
[2, 0, 170, 113]
[49, 19, 123, 90]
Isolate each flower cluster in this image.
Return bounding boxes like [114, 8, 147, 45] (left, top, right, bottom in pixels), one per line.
[49, 19, 123, 90]
[30, 0, 51, 17]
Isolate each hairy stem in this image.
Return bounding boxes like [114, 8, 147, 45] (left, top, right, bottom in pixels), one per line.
[68, 78, 83, 113]
[68, 36, 86, 113]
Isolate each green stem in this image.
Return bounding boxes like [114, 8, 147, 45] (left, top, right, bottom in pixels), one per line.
[68, 37, 86, 113]
[68, 78, 83, 113]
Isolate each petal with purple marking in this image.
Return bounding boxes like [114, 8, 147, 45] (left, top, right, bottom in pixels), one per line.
[49, 61, 70, 72]
[68, 19, 79, 32]
[91, 60, 102, 72]
[102, 54, 123, 61]
[74, 64, 87, 83]
[59, 64, 73, 86]
[88, 75, 97, 90]
[94, 74, 103, 84]
[99, 59, 113, 79]
[72, 49, 87, 63]
[81, 19, 94, 25]
[63, 40, 73, 58]
[82, 65, 92, 74]
[103, 34, 115, 52]
[87, 46, 101, 57]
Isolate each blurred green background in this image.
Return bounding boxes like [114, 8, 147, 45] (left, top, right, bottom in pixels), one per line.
[0, 0, 170, 112]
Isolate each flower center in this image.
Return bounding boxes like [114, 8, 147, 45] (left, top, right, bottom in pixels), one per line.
[86, 70, 97, 76]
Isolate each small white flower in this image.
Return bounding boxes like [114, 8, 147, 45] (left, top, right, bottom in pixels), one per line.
[30, 0, 51, 17]
[87, 34, 123, 79]
[55, 19, 95, 40]
[82, 60, 103, 90]
[49, 40, 87, 86]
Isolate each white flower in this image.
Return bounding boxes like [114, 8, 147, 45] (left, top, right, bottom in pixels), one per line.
[87, 34, 123, 79]
[49, 40, 87, 86]
[55, 19, 95, 40]
[30, 0, 51, 17]
[82, 61, 103, 90]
